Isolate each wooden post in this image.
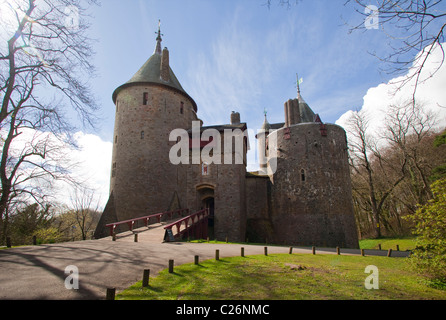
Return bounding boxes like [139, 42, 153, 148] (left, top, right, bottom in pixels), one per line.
[241, 247, 245, 257]
[6, 237, 11, 248]
[396, 245, 400, 251]
[312, 246, 316, 255]
[106, 288, 116, 300]
[387, 249, 392, 257]
[215, 250, 220, 261]
[194, 255, 199, 265]
[112, 233, 116, 241]
[134, 233, 138, 242]
[264, 247, 268, 256]
[142, 269, 150, 287]
[361, 249, 365, 256]
[32, 235, 37, 246]
[378, 243, 382, 250]
[289, 247, 293, 254]
[169, 259, 174, 273]
[336, 247, 340, 255]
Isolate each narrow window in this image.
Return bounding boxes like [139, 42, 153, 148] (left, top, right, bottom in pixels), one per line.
[141, 131, 145, 139]
[301, 169, 306, 182]
[112, 162, 117, 177]
[180, 102, 184, 114]
[143, 92, 149, 105]
[202, 162, 209, 176]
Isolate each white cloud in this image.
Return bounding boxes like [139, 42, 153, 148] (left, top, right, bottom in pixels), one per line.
[336, 42, 446, 139]
[66, 132, 112, 209]
[3, 128, 112, 210]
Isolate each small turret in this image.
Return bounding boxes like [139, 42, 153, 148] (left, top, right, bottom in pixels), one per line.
[257, 111, 271, 174]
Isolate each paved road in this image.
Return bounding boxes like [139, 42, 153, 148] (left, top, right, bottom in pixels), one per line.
[0, 224, 409, 300]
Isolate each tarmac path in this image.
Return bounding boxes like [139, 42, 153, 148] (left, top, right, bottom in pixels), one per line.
[0, 223, 409, 300]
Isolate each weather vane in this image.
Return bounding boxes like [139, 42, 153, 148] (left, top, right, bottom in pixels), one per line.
[155, 19, 164, 39]
[296, 73, 303, 97]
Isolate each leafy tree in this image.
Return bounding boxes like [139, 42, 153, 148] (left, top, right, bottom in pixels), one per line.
[8, 202, 62, 245]
[404, 178, 446, 284]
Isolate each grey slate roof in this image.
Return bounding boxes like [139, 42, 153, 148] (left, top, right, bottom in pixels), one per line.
[112, 47, 197, 112]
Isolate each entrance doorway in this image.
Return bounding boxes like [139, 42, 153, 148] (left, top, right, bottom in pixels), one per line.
[204, 197, 215, 239]
[197, 184, 215, 240]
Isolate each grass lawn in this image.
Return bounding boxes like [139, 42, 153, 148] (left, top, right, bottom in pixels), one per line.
[117, 253, 445, 300]
[359, 237, 417, 251]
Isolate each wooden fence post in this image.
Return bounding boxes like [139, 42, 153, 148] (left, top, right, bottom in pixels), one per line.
[142, 269, 150, 287]
[312, 246, 316, 255]
[194, 255, 199, 265]
[289, 247, 293, 254]
[169, 259, 174, 273]
[134, 233, 138, 242]
[106, 288, 116, 300]
[336, 247, 340, 255]
[264, 247, 268, 256]
[6, 237, 11, 248]
[387, 249, 392, 257]
[215, 250, 220, 261]
[241, 247, 245, 257]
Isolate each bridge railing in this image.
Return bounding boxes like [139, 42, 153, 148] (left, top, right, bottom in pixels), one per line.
[105, 208, 190, 237]
[163, 208, 209, 242]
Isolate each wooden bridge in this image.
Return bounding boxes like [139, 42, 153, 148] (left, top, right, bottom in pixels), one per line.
[105, 208, 209, 243]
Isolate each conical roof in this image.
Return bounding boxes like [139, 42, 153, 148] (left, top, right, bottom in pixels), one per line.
[296, 75, 315, 123]
[261, 114, 271, 131]
[122, 53, 186, 93]
[112, 25, 197, 112]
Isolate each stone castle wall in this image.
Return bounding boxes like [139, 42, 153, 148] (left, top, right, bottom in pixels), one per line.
[110, 84, 197, 222]
[266, 123, 359, 248]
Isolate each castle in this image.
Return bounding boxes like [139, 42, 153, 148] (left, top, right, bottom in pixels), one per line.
[94, 26, 359, 248]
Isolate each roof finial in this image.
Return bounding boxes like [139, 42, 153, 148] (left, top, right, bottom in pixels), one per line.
[296, 73, 305, 102]
[154, 19, 163, 55]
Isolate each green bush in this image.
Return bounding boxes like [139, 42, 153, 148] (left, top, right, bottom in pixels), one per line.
[405, 178, 446, 285]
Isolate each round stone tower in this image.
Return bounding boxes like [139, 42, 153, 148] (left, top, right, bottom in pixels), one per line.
[95, 25, 198, 237]
[265, 83, 359, 248]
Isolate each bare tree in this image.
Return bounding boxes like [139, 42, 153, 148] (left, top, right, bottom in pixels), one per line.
[69, 186, 100, 240]
[346, 110, 406, 238]
[384, 101, 439, 202]
[345, 0, 446, 100]
[0, 0, 99, 243]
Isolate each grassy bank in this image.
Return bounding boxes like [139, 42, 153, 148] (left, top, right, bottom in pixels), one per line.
[117, 253, 445, 300]
[359, 237, 417, 251]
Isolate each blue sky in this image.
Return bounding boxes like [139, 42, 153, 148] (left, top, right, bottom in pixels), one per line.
[2, 0, 445, 208]
[75, 0, 446, 206]
[88, 0, 394, 141]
